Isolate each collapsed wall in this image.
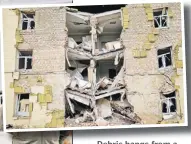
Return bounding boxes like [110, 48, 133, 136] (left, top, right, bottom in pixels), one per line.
[3, 3, 184, 129]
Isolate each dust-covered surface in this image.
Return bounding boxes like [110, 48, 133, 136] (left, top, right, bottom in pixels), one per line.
[2, 3, 186, 131]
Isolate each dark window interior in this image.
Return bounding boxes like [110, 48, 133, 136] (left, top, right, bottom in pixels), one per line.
[157, 47, 171, 55]
[158, 57, 163, 68]
[109, 69, 116, 79]
[154, 8, 168, 28]
[162, 91, 176, 113]
[27, 58, 32, 69]
[18, 94, 29, 111]
[19, 51, 32, 69]
[30, 21, 35, 29]
[22, 21, 28, 30]
[19, 57, 25, 69]
[76, 42, 82, 45]
[19, 51, 32, 56]
[170, 98, 176, 112]
[162, 102, 167, 113]
[157, 47, 172, 68]
[165, 53, 172, 67]
[154, 10, 162, 17]
[21, 12, 35, 30]
[81, 68, 88, 77]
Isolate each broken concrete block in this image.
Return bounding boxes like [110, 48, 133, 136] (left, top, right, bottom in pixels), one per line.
[95, 117, 109, 126]
[13, 72, 20, 80]
[70, 79, 77, 88]
[113, 41, 122, 50]
[105, 42, 115, 51]
[76, 78, 91, 89]
[99, 77, 112, 88]
[114, 52, 119, 65]
[72, 69, 84, 80]
[31, 86, 44, 94]
[97, 99, 112, 118]
[68, 37, 78, 48]
[81, 35, 92, 51]
[105, 41, 122, 51]
[75, 117, 84, 124]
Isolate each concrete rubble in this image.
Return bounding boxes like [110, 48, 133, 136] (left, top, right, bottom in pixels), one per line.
[64, 8, 142, 126]
[3, 3, 184, 129]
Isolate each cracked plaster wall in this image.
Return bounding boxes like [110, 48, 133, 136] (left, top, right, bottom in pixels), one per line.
[3, 8, 70, 128]
[122, 3, 184, 124]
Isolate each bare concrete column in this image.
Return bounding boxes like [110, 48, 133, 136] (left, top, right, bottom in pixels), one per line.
[90, 16, 98, 55]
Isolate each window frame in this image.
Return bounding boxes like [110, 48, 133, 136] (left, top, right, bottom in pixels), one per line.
[161, 92, 177, 120]
[17, 50, 33, 70]
[15, 94, 30, 117]
[153, 8, 169, 29]
[157, 47, 172, 69]
[20, 12, 35, 30]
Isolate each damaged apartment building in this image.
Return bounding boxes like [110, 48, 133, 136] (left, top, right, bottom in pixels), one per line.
[3, 3, 185, 129]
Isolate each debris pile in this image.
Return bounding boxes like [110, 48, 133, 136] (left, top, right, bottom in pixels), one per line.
[64, 8, 142, 127]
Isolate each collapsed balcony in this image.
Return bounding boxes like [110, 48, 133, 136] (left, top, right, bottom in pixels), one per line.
[66, 8, 124, 59]
[64, 8, 141, 125]
[66, 9, 125, 98]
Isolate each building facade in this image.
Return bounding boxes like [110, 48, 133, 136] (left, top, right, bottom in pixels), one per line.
[3, 3, 185, 129]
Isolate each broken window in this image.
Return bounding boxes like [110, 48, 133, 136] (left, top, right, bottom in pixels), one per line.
[161, 91, 176, 119]
[154, 8, 168, 28]
[15, 94, 30, 117]
[109, 69, 117, 79]
[21, 12, 35, 30]
[18, 50, 33, 70]
[157, 46, 172, 69]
